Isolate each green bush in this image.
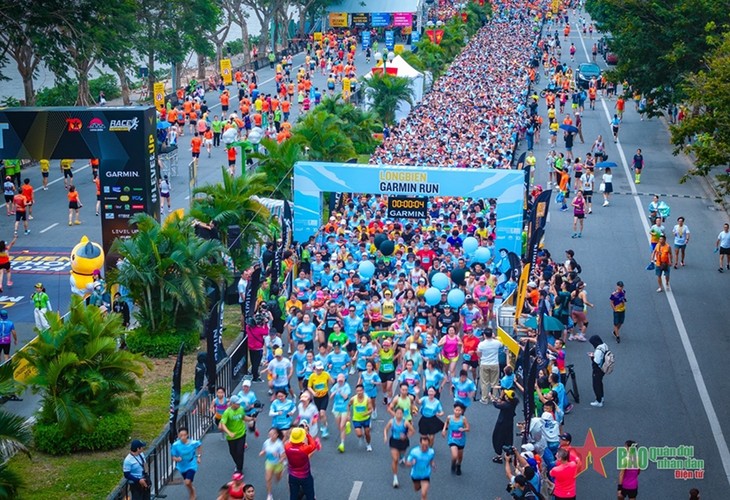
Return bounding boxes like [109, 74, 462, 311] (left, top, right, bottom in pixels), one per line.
[33, 412, 132, 455]
[225, 39, 244, 55]
[89, 74, 121, 101]
[35, 74, 121, 106]
[125, 329, 200, 358]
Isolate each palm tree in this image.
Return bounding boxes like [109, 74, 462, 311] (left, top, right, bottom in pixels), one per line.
[292, 109, 357, 161]
[15, 296, 149, 434]
[0, 362, 31, 498]
[191, 168, 272, 271]
[251, 137, 303, 199]
[111, 214, 230, 336]
[363, 72, 415, 125]
[312, 95, 382, 154]
[414, 40, 448, 79]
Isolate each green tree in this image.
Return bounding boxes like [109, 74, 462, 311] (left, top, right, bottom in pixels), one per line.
[15, 297, 149, 434]
[0, 362, 31, 497]
[252, 137, 303, 199]
[362, 72, 414, 126]
[293, 109, 357, 161]
[413, 39, 448, 79]
[316, 94, 382, 153]
[670, 31, 730, 196]
[111, 214, 230, 336]
[191, 168, 273, 270]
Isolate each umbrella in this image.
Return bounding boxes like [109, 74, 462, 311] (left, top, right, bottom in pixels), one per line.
[524, 314, 565, 331]
[595, 161, 617, 169]
[559, 124, 579, 134]
[156, 121, 170, 130]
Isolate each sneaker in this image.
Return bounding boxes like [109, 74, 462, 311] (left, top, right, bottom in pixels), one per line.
[571, 233, 577, 238]
[337, 442, 345, 453]
[321, 427, 329, 438]
[393, 476, 399, 488]
[74, 221, 81, 225]
[345, 421, 351, 435]
[68, 222, 72, 226]
[616, 336, 621, 343]
[479, 398, 490, 405]
[602, 201, 609, 207]
[267, 494, 273, 500]
[568, 334, 577, 341]
[366, 444, 373, 452]
[456, 464, 462, 476]
[590, 400, 604, 407]
[587, 209, 592, 214]
[560, 207, 568, 212]
[254, 429, 260, 438]
[28, 216, 33, 220]
[349, 366, 355, 375]
[565, 403, 574, 413]
[24, 230, 30, 235]
[721, 268, 725, 273]
[451, 460, 456, 473]
[577, 233, 582, 238]
[6, 281, 12, 287]
[575, 335, 587, 342]
[656, 288, 663, 293]
[372, 409, 377, 420]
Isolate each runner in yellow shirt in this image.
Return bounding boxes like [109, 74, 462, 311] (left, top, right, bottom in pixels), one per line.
[39, 159, 50, 190]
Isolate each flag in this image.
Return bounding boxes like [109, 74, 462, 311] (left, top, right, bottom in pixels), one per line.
[529, 189, 552, 236]
[169, 343, 185, 443]
[244, 265, 262, 324]
[526, 226, 544, 275]
[205, 282, 226, 393]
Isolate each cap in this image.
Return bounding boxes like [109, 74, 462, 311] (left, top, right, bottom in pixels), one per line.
[409, 343, 418, 349]
[527, 281, 537, 288]
[332, 340, 341, 347]
[0, 310, 7, 319]
[232, 472, 244, 481]
[559, 433, 572, 442]
[274, 348, 283, 356]
[290, 427, 306, 444]
[314, 361, 324, 370]
[521, 443, 535, 452]
[229, 395, 241, 405]
[616, 281, 624, 287]
[92, 269, 101, 276]
[242, 379, 252, 387]
[565, 249, 574, 257]
[503, 390, 515, 399]
[35, 282, 43, 289]
[130, 439, 147, 451]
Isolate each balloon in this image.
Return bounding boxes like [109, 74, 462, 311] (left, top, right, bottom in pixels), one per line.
[431, 272, 450, 291]
[474, 246, 491, 264]
[374, 233, 388, 250]
[358, 260, 375, 279]
[463, 236, 479, 254]
[447, 288, 465, 309]
[450, 268, 466, 286]
[424, 287, 441, 306]
[380, 240, 395, 256]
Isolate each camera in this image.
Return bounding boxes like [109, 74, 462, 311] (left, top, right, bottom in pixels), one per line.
[503, 445, 515, 456]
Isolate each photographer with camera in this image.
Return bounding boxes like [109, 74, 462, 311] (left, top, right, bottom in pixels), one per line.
[504, 444, 543, 498]
[490, 389, 519, 464]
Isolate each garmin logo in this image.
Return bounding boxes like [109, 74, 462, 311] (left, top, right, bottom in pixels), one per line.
[106, 171, 140, 178]
[109, 118, 139, 132]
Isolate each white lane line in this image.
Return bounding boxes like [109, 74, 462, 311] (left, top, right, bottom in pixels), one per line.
[348, 480, 363, 500]
[39, 222, 58, 234]
[590, 66, 730, 489]
[46, 164, 91, 187]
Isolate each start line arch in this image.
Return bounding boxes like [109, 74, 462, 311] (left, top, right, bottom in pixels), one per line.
[293, 162, 525, 255]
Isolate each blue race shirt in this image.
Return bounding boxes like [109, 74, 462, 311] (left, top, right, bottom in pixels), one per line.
[360, 371, 381, 398]
[326, 351, 350, 378]
[0, 320, 15, 344]
[331, 382, 351, 413]
[407, 446, 435, 479]
[424, 369, 444, 391]
[356, 343, 375, 370]
[270, 399, 296, 429]
[447, 416, 466, 447]
[171, 439, 201, 472]
[418, 397, 443, 418]
[295, 322, 316, 342]
[452, 378, 476, 407]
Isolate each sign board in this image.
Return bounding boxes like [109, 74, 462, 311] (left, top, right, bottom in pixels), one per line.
[220, 59, 233, 85]
[411, 31, 421, 44]
[371, 67, 399, 76]
[387, 196, 428, 219]
[329, 12, 348, 28]
[385, 30, 395, 50]
[393, 12, 413, 27]
[371, 13, 390, 27]
[394, 44, 405, 54]
[293, 162, 525, 254]
[361, 31, 371, 49]
[352, 13, 369, 27]
[313, 32, 323, 42]
[0, 107, 160, 262]
[153, 82, 165, 110]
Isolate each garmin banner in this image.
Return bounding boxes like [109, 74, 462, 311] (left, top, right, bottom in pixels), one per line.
[293, 162, 525, 254]
[387, 196, 428, 219]
[0, 106, 160, 261]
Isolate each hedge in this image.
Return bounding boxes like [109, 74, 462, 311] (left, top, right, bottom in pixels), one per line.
[33, 412, 133, 455]
[35, 74, 121, 106]
[125, 329, 200, 358]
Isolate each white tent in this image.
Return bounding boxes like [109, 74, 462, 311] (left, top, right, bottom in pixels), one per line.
[363, 55, 426, 121]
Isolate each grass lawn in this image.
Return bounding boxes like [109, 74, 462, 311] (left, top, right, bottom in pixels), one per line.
[8, 305, 243, 499]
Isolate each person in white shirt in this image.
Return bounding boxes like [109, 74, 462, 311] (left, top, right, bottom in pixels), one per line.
[476, 328, 502, 403]
[671, 217, 690, 268]
[717, 223, 730, 273]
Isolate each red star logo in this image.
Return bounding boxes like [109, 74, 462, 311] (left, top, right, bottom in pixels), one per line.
[573, 428, 615, 477]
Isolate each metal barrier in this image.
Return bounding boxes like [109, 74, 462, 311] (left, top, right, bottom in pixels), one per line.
[107, 354, 238, 500]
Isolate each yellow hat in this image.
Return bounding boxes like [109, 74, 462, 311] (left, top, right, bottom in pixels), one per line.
[503, 390, 515, 400]
[290, 427, 306, 444]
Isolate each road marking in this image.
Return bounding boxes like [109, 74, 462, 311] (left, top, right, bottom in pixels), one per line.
[576, 19, 730, 482]
[46, 164, 91, 187]
[348, 480, 363, 500]
[39, 223, 58, 234]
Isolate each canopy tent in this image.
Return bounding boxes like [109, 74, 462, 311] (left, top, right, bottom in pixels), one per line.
[325, 0, 420, 14]
[251, 196, 292, 219]
[364, 55, 426, 103]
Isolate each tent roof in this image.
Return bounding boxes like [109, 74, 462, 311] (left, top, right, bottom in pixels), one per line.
[326, 0, 420, 14]
[364, 55, 423, 79]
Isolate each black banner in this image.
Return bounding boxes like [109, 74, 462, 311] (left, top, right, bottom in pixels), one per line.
[529, 189, 552, 236]
[526, 226, 544, 276]
[0, 106, 160, 263]
[169, 343, 184, 443]
[387, 196, 428, 219]
[245, 265, 262, 323]
[517, 152, 528, 222]
[273, 201, 292, 287]
[352, 13, 369, 26]
[205, 282, 226, 393]
[507, 251, 522, 283]
[230, 334, 248, 380]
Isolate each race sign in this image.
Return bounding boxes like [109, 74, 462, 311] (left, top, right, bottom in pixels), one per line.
[387, 196, 428, 219]
[153, 82, 165, 110]
[220, 59, 233, 85]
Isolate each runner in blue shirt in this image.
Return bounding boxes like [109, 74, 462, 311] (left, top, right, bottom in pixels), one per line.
[406, 436, 436, 497]
[442, 402, 470, 476]
[269, 390, 296, 431]
[451, 370, 476, 410]
[358, 361, 382, 419]
[355, 335, 376, 371]
[331, 374, 352, 453]
[170, 428, 202, 498]
[326, 341, 350, 378]
[423, 360, 445, 398]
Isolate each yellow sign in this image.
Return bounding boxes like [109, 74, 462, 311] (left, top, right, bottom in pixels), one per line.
[153, 82, 165, 109]
[394, 44, 405, 54]
[220, 58, 233, 85]
[314, 32, 323, 42]
[498, 326, 520, 357]
[13, 338, 37, 383]
[329, 12, 348, 28]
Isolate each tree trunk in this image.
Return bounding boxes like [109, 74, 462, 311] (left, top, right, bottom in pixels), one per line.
[147, 50, 156, 96]
[115, 65, 131, 106]
[198, 53, 206, 80]
[175, 61, 184, 89]
[76, 72, 92, 106]
[241, 20, 251, 66]
[14, 42, 37, 106]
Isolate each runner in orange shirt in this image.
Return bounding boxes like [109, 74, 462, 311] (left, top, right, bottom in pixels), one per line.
[94, 176, 101, 216]
[21, 178, 35, 219]
[220, 91, 230, 113]
[191, 133, 203, 161]
[183, 100, 192, 119]
[281, 99, 291, 121]
[227, 146, 237, 176]
[89, 157, 100, 180]
[204, 128, 214, 157]
[67, 185, 82, 226]
[235, 70, 243, 87]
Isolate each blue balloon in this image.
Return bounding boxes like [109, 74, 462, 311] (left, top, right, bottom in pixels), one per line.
[424, 287, 441, 306]
[447, 288, 465, 309]
[358, 260, 375, 279]
[463, 236, 479, 254]
[474, 246, 491, 264]
[431, 272, 450, 291]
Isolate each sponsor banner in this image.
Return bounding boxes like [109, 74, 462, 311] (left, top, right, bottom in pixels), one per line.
[220, 58, 233, 85]
[411, 31, 421, 44]
[426, 29, 444, 44]
[313, 32, 322, 42]
[371, 12, 390, 27]
[393, 12, 413, 27]
[352, 13, 368, 26]
[153, 82, 165, 110]
[361, 31, 371, 49]
[329, 12, 348, 28]
[168, 344, 184, 443]
[385, 30, 395, 50]
[387, 196, 428, 219]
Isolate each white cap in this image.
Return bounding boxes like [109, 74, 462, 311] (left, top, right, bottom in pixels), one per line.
[242, 379, 252, 387]
[409, 343, 418, 350]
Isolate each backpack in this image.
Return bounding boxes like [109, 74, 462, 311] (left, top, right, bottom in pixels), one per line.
[598, 345, 615, 374]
